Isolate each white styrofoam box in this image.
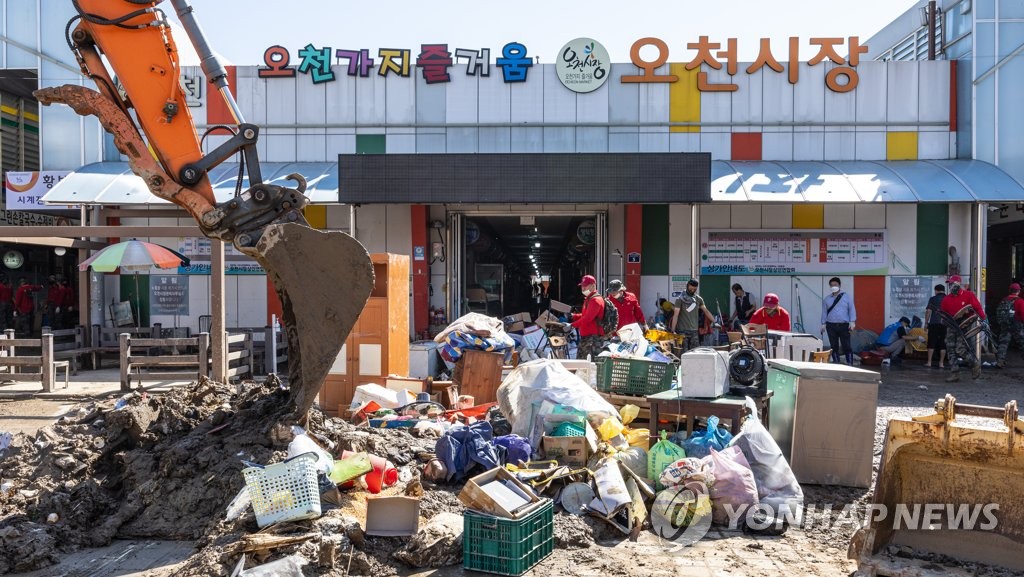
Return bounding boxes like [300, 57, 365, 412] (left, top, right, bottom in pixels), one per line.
[350, 383, 415, 410]
[677, 349, 730, 398]
[408, 341, 440, 379]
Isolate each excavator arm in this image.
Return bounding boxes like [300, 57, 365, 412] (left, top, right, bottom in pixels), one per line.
[36, 0, 374, 418]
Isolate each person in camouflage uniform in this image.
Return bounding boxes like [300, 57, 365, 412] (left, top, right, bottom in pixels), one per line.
[940, 275, 987, 382]
[995, 283, 1024, 368]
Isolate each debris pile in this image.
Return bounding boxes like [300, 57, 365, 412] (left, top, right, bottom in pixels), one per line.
[0, 378, 459, 575]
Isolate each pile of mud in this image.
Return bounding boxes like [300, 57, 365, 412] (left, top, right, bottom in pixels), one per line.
[0, 379, 462, 575]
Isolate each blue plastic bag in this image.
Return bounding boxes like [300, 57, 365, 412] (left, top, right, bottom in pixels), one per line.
[682, 415, 734, 459]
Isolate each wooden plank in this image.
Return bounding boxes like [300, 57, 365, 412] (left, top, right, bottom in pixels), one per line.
[128, 355, 200, 365]
[0, 356, 45, 366]
[0, 374, 45, 381]
[227, 350, 249, 361]
[0, 339, 46, 347]
[131, 371, 200, 379]
[130, 338, 199, 347]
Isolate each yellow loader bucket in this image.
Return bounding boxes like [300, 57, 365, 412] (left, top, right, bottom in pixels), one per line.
[849, 395, 1024, 576]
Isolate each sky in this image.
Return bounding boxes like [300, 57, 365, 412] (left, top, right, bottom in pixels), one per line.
[179, 0, 922, 66]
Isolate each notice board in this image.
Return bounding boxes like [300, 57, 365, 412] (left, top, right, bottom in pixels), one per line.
[699, 230, 887, 275]
[150, 275, 189, 315]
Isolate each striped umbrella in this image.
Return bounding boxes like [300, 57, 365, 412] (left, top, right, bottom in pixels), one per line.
[79, 240, 190, 273]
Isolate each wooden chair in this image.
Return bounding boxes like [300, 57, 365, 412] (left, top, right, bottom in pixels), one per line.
[811, 350, 831, 363]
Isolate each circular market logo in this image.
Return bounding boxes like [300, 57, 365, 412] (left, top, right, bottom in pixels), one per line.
[649, 481, 713, 551]
[556, 38, 610, 93]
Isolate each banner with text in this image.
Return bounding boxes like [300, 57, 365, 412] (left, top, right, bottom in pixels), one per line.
[4, 171, 72, 211]
[699, 230, 888, 276]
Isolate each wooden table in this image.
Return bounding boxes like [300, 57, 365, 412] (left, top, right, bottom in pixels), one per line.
[646, 389, 774, 436]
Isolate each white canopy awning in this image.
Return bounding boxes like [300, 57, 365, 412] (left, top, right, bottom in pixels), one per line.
[712, 159, 1024, 203]
[41, 161, 340, 206]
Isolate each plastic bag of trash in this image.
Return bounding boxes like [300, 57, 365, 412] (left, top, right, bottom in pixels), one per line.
[682, 415, 733, 460]
[728, 397, 804, 517]
[623, 427, 650, 449]
[659, 457, 715, 490]
[648, 431, 686, 490]
[704, 446, 759, 526]
[619, 404, 640, 425]
[287, 426, 333, 474]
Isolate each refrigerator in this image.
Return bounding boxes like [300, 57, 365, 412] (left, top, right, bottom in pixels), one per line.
[766, 359, 880, 488]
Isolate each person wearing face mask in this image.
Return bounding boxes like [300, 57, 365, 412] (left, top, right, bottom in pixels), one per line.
[672, 279, 715, 352]
[569, 274, 606, 361]
[606, 279, 646, 331]
[820, 277, 857, 364]
[749, 293, 791, 331]
[939, 274, 987, 381]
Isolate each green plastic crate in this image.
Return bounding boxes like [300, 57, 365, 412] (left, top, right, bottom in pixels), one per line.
[596, 356, 673, 396]
[463, 499, 553, 576]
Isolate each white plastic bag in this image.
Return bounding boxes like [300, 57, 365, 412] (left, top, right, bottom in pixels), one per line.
[287, 426, 333, 474]
[728, 398, 804, 517]
[703, 446, 759, 526]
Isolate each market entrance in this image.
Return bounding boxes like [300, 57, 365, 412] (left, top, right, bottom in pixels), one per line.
[448, 212, 605, 321]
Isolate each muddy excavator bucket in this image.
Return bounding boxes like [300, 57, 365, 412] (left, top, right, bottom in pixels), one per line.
[849, 395, 1024, 576]
[254, 224, 374, 418]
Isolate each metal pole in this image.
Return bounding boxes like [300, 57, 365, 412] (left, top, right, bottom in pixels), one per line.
[211, 239, 227, 382]
[169, 0, 245, 126]
[927, 0, 937, 61]
[975, 203, 986, 361]
[690, 204, 699, 278]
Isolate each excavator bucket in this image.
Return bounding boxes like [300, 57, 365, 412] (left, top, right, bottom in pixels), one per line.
[849, 395, 1024, 576]
[253, 223, 373, 418]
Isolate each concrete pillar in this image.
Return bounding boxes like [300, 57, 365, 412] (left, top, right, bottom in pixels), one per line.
[211, 239, 227, 382]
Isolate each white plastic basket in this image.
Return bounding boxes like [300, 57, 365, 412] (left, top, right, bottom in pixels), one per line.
[242, 452, 322, 527]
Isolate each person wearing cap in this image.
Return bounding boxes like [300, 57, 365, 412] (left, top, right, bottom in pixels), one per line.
[748, 293, 791, 332]
[876, 316, 918, 366]
[569, 274, 606, 361]
[940, 274, 986, 381]
[995, 282, 1024, 368]
[672, 279, 715, 352]
[606, 279, 646, 331]
[820, 277, 857, 365]
[923, 284, 947, 369]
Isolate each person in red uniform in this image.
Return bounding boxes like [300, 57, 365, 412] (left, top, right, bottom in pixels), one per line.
[13, 278, 42, 336]
[59, 279, 76, 329]
[606, 279, 646, 331]
[0, 276, 12, 331]
[44, 276, 63, 330]
[939, 274, 986, 382]
[748, 293, 791, 332]
[569, 274, 606, 361]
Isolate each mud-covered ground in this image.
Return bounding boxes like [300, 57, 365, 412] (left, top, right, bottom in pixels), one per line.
[2, 352, 1024, 577]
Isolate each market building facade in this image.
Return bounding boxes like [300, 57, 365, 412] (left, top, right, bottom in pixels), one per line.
[4, 1, 1022, 341]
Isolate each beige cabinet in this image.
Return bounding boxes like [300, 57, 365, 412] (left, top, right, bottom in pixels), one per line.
[320, 253, 409, 416]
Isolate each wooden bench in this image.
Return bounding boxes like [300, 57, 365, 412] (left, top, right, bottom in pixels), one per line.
[42, 325, 91, 375]
[92, 324, 163, 369]
[119, 332, 210, 391]
[0, 330, 70, 392]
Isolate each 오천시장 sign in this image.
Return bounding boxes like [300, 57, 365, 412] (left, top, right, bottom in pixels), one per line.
[257, 35, 867, 94]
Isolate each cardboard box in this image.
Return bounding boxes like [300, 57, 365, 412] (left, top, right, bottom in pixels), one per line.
[365, 496, 420, 536]
[504, 320, 526, 333]
[542, 435, 589, 467]
[516, 312, 532, 323]
[459, 467, 543, 519]
[550, 300, 572, 314]
[522, 325, 547, 351]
